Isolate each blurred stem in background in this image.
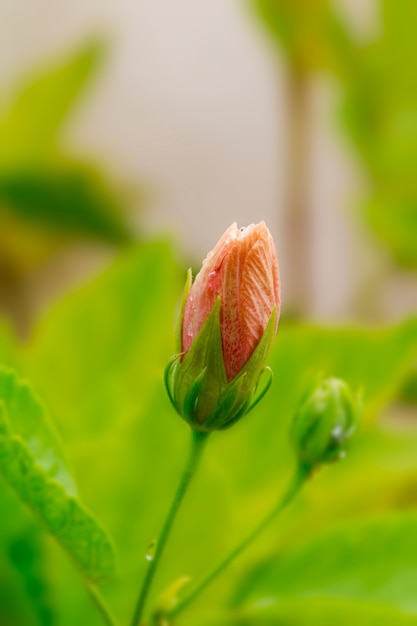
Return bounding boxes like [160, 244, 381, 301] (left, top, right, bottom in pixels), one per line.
[284, 66, 311, 315]
[130, 429, 209, 626]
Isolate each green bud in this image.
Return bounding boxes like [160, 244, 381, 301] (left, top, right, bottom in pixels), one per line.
[291, 378, 360, 469]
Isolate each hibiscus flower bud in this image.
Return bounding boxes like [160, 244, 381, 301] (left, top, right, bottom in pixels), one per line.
[291, 378, 360, 469]
[165, 222, 280, 432]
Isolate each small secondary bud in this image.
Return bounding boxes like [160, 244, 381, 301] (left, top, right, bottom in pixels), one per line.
[165, 222, 280, 432]
[291, 378, 360, 469]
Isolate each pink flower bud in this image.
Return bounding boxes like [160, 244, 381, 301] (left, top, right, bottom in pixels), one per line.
[182, 222, 280, 382]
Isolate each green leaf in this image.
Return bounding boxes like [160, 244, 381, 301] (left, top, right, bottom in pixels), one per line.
[21, 241, 183, 621]
[0, 163, 132, 243]
[0, 367, 116, 583]
[0, 318, 20, 369]
[233, 513, 417, 614]
[267, 318, 417, 427]
[0, 40, 135, 251]
[365, 194, 417, 267]
[251, 0, 354, 75]
[26, 241, 181, 438]
[336, 0, 417, 267]
[0, 488, 54, 626]
[220, 598, 417, 626]
[0, 41, 103, 169]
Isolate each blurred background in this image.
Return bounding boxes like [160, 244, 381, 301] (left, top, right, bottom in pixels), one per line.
[1, 0, 416, 331]
[1, 2, 417, 626]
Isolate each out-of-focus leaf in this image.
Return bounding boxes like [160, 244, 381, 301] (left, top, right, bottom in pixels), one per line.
[214, 598, 417, 626]
[364, 195, 417, 267]
[263, 317, 417, 435]
[251, 0, 353, 75]
[0, 40, 135, 268]
[0, 319, 20, 367]
[26, 241, 181, 439]
[233, 513, 417, 613]
[398, 366, 417, 405]
[0, 367, 116, 583]
[0, 488, 54, 626]
[21, 241, 182, 622]
[253, 0, 417, 268]
[0, 41, 103, 169]
[0, 164, 132, 243]
[339, 0, 417, 267]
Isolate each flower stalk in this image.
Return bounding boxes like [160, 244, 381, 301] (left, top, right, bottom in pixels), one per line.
[159, 463, 311, 622]
[130, 429, 209, 626]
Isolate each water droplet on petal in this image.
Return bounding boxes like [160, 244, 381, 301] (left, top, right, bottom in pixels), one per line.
[146, 538, 157, 561]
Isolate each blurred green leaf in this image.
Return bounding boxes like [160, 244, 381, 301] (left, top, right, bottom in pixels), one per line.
[21, 241, 183, 622]
[398, 366, 417, 405]
[0, 318, 20, 368]
[0, 367, 116, 583]
[264, 318, 417, 432]
[0, 40, 134, 270]
[339, 0, 417, 267]
[219, 598, 417, 626]
[251, 0, 353, 75]
[0, 41, 103, 169]
[233, 513, 417, 614]
[252, 0, 417, 267]
[364, 195, 417, 267]
[26, 240, 181, 439]
[0, 163, 132, 243]
[0, 489, 54, 626]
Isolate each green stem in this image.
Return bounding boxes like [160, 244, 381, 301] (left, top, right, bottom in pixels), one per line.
[130, 429, 209, 626]
[86, 582, 119, 626]
[165, 462, 310, 620]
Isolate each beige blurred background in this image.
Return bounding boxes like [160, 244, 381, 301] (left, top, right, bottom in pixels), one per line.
[0, 0, 416, 326]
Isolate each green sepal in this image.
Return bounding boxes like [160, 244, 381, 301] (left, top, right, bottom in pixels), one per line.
[167, 305, 277, 432]
[183, 367, 207, 419]
[204, 372, 249, 430]
[164, 354, 182, 407]
[231, 307, 276, 396]
[176, 268, 192, 353]
[215, 366, 273, 431]
[173, 298, 227, 427]
[245, 366, 273, 414]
